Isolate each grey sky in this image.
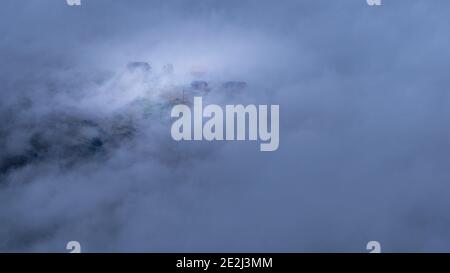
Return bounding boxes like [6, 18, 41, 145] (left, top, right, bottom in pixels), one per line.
[1, 0, 450, 252]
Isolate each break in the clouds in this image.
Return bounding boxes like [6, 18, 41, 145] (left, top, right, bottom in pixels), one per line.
[1, 0, 450, 252]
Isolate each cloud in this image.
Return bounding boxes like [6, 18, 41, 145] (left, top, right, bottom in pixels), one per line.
[1, 0, 450, 252]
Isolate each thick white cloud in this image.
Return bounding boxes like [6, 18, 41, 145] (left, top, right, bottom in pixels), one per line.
[1, 0, 450, 252]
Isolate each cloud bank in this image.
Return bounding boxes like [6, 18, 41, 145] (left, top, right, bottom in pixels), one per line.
[1, 0, 450, 252]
